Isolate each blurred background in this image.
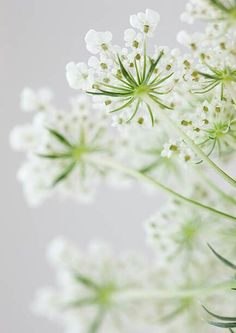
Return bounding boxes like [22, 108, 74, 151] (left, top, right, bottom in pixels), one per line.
[1, 0, 194, 331]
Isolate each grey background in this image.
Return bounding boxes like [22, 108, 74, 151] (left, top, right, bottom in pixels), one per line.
[1, 0, 190, 332]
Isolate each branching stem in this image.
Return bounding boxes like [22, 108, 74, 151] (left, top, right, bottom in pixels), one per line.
[113, 280, 236, 302]
[89, 157, 236, 222]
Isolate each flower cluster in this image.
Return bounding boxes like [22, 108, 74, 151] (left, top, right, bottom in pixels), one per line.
[33, 234, 236, 333]
[66, 9, 181, 127]
[10, 90, 117, 205]
[162, 96, 236, 162]
[181, 0, 236, 36]
[32, 238, 157, 333]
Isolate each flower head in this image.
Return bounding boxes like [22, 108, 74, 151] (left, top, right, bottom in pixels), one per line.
[181, 0, 236, 35]
[145, 190, 223, 276]
[32, 238, 155, 333]
[66, 10, 179, 127]
[11, 90, 117, 205]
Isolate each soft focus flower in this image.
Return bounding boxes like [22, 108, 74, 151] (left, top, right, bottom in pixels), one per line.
[32, 238, 157, 333]
[11, 90, 117, 205]
[181, 0, 236, 36]
[9, 124, 40, 151]
[20, 87, 53, 112]
[33, 236, 236, 333]
[66, 62, 94, 90]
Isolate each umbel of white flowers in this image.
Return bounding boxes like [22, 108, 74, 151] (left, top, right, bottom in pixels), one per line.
[32, 220, 236, 333]
[10, 91, 119, 205]
[66, 9, 181, 127]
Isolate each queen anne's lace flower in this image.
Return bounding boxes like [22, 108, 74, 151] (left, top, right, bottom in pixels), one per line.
[66, 10, 180, 127]
[181, 0, 236, 36]
[162, 95, 236, 162]
[10, 90, 117, 205]
[32, 238, 159, 333]
[33, 235, 236, 333]
[146, 201, 216, 271]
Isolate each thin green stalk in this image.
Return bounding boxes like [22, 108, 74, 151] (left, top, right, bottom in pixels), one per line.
[90, 157, 236, 222]
[143, 95, 236, 189]
[113, 280, 236, 303]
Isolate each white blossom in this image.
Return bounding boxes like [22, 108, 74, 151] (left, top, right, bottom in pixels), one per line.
[66, 62, 94, 90]
[66, 10, 179, 128]
[130, 9, 160, 36]
[32, 238, 160, 333]
[9, 124, 40, 151]
[20, 87, 53, 112]
[85, 29, 113, 54]
[11, 90, 119, 206]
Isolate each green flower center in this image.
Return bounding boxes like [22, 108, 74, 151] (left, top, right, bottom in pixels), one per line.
[229, 7, 236, 21]
[72, 145, 95, 160]
[96, 284, 116, 307]
[179, 220, 200, 247]
[208, 122, 230, 138]
[134, 85, 150, 98]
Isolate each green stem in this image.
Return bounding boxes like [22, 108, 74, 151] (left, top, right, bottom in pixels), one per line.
[143, 95, 236, 189]
[92, 157, 236, 222]
[113, 280, 236, 302]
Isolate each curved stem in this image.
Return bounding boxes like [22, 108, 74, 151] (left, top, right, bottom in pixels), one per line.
[113, 280, 236, 303]
[92, 157, 236, 222]
[143, 95, 236, 189]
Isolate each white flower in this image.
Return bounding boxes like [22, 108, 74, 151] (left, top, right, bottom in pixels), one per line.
[145, 197, 220, 275]
[67, 10, 178, 127]
[130, 9, 160, 36]
[69, 94, 91, 112]
[9, 124, 39, 151]
[66, 62, 94, 90]
[47, 237, 81, 271]
[20, 87, 53, 112]
[11, 91, 119, 206]
[32, 236, 234, 333]
[181, 0, 236, 36]
[32, 288, 62, 320]
[32, 238, 158, 333]
[161, 140, 180, 158]
[177, 30, 205, 52]
[17, 157, 55, 206]
[85, 29, 112, 54]
[124, 28, 144, 50]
